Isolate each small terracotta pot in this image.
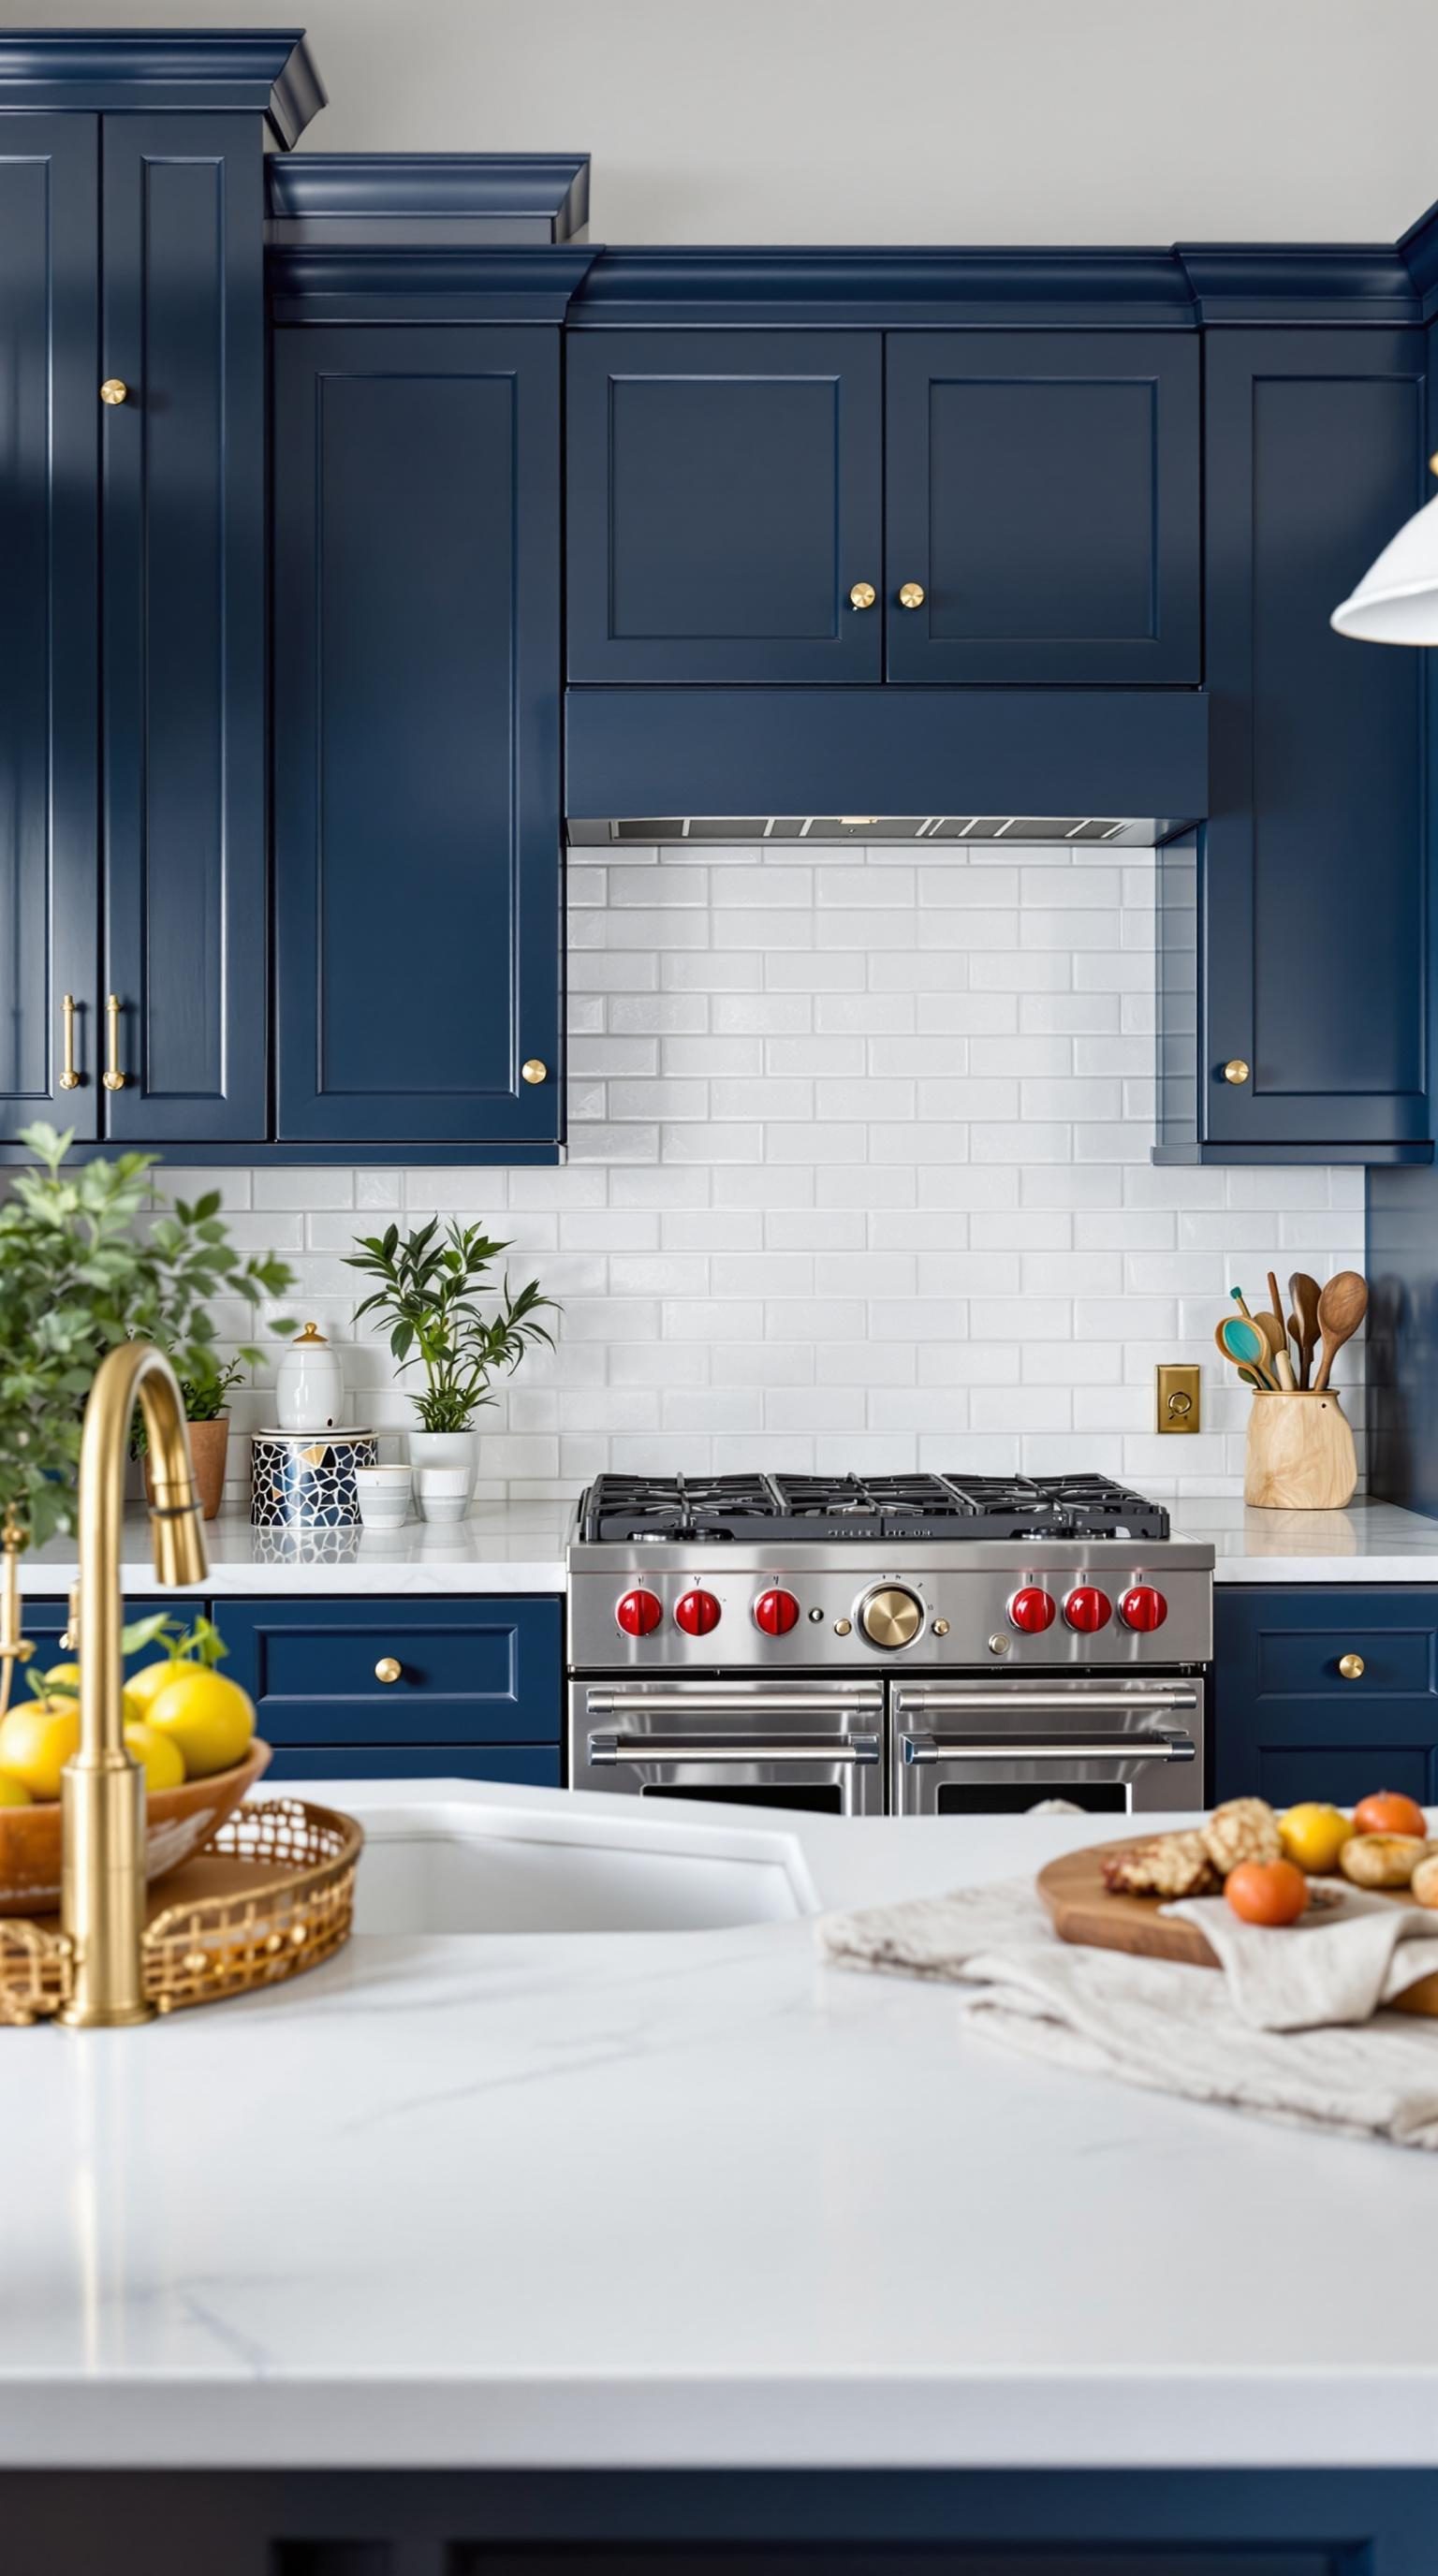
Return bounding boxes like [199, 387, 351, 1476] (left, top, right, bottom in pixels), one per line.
[144, 1414, 229, 1521]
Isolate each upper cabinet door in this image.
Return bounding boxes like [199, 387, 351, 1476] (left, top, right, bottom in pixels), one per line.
[273, 326, 561, 1148]
[100, 116, 267, 1144]
[566, 329, 884, 682]
[885, 330, 1200, 684]
[1200, 329, 1428, 1153]
[0, 117, 99, 1143]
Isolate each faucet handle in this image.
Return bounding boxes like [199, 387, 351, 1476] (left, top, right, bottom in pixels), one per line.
[60, 1583, 80, 1655]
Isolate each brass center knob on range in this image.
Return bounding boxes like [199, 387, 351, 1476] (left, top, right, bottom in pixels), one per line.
[858, 1584, 924, 1649]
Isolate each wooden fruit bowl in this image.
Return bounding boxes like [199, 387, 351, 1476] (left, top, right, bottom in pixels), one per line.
[0, 1739, 271, 1918]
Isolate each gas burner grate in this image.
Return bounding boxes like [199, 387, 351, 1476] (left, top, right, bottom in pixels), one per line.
[937, 1474, 1171, 1542]
[580, 1470, 1169, 1545]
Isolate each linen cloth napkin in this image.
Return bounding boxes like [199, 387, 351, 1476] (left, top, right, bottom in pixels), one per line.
[817, 1877, 1438, 2150]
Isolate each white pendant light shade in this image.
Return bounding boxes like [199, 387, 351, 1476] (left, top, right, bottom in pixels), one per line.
[1331, 485, 1438, 643]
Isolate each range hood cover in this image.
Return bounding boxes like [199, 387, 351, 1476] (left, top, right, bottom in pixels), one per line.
[568, 812, 1155, 847]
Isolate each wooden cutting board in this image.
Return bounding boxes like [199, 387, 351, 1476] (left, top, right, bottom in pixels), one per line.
[1036, 1837, 1438, 2019]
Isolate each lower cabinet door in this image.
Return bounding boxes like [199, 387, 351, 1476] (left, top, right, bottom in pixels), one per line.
[262, 1744, 562, 1786]
[220, 1596, 564, 1753]
[1213, 1586, 1438, 1804]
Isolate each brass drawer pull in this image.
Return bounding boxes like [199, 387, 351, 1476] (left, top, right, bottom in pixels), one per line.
[1224, 1058, 1251, 1086]
[59, 993, 81, 1090]
[521, 1058, 548, 1085]
[898, 580, 926, 608]
[99, 377, 128, 406]
[848, 580, 876, 609]
[103, 993, 125, 1090]
[374, 1657, 403, 1685]
[1338, 1652, 1365, 1680]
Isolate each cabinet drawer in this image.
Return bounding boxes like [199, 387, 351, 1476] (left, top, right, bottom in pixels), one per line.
[263, 1744, 562, 1788]
[222, 1598, 563, 1747]
[1213, 1585, 1438, 1804]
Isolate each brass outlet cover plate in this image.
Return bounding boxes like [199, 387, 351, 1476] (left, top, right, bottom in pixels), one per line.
[1156, 1362, 1201, 1435]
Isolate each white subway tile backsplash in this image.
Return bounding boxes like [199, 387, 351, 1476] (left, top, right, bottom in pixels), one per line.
[194, 841, 1364, 1506]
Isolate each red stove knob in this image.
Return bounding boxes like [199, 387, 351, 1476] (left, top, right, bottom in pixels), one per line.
[1064, 1585, 1112, 1634]
[674, 1588, 722, 1638]
[1008, 1586, 1057, 1634]
[1119, 1584, 1167, 1633]
[616, 1588, 663, 1638]
[754, 1587, 800, 1637]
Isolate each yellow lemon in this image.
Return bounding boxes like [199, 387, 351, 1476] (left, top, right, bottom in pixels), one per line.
[0, 1772, 32, 1808]
[123, 1657, 195, 1716]
[47, 1665, 148, 1728]
[123, 1720, 186, 1793]
[1280, 1801, 1355, 1875]
[146, 1666, 254, 1778]
[0, 1696, 81, 1801]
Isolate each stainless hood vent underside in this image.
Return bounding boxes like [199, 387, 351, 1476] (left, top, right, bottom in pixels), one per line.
[568, 813, 1154, 849]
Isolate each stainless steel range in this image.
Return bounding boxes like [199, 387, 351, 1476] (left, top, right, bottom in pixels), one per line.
[567, 1472, 1213, 1817]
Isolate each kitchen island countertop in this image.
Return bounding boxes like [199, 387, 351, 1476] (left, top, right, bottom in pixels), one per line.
[2, 1778, 1435, 2476]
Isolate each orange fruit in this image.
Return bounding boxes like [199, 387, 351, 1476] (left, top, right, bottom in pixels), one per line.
[1354, 1790, 1427, 1840]
[1225, 1857, 1310, 1926]
[145, 1666, 254, 1778]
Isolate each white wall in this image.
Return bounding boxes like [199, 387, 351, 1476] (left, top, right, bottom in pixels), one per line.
[14, 0, 1438, 243]
[173, 842, 1365, 1510]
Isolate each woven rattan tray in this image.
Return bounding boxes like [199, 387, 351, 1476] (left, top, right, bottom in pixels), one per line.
[0, 1797, 362, 2024]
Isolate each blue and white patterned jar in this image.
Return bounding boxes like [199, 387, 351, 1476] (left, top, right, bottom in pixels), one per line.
[250, 1428, 377, 1530]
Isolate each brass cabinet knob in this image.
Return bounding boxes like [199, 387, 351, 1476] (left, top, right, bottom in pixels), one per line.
[374, 1657, 403, 1685]
[848, 580, 876, 610]
[521, 1058, 548, 1085]
[102, 992, 125, 1090]
[1223, 1058, 1251, 1086]
[59, 993, 81, 1090]
[1338, 1652, 1365, 1680]
[898, 580, 926, 609]
[99, 378, 128, 406]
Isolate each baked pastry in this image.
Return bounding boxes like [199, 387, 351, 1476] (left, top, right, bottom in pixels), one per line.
[1411, 1852, 1438, 1910]
[1102, 1829, 1220, 1899]
[1340, 1832, 1431, 1891]
[1202, 1796, 1283, 1875]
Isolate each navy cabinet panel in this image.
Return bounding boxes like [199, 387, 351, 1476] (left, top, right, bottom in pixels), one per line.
[1213, 1586, 1438, 1803]
[885, 330, 1199, 684]
[274, 327, 561, 1146]
[101, 117, 267, 1144]
[27, 1597, 169, 1683]
[0, 118, 99, 1142]
[262, 1744, 562, 1787]
[222, 1596, 563, 1749]
[1199, 332, 1429, 1152]
[566, 329, 883, 682]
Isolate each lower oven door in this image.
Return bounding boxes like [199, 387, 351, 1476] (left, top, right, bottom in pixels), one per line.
[890, 1676, 1204, 1817]
[572, 1678, 886, 1816]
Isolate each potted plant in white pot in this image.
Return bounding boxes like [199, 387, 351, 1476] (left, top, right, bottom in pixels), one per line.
[345, 1220, 557, 1515]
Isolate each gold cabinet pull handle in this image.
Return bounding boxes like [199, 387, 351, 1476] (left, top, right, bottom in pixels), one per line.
[898, 580, 926, 608]
[374, 1657, 403, 1685]
[102, 993, 125, 1090]
[521, 1058, 548, 1086]
[99, 378, 128, 406]
[59, 993, 81, 1090]
[848, 580, 876, 610]
[1223, 1058, 1251, 1086]
[1338, 1652, 1365, 1680]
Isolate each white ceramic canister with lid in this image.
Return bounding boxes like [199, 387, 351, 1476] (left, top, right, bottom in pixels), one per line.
[274, 1322, 345, 1432]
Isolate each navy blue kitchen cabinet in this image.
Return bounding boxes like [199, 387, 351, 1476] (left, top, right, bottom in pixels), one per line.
[221, 1596, 564, 1785]
[27, 1599, 173, 1687]
[1159, 329, 1431, 1164]
[566, 329, 885, 682]
[0, 41, 309, 1151]
[273, 327, 562, 1149]
[884, 330, 1200, 684]
[1213, 1586, 1438, 1803]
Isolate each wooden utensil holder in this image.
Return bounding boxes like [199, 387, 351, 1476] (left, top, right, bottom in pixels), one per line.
[1243, 1389, 1357, 1510]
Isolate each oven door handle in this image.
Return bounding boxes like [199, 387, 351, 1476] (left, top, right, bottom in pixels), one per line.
[892, 1690, 1199, 1720]
[900, 1729, 1196, 1767]
[589, 1732, 882, 1767]
[587, 1689, 883, 1720]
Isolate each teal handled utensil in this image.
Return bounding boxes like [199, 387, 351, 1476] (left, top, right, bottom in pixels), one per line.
[1214, 1315, 1277, 1388]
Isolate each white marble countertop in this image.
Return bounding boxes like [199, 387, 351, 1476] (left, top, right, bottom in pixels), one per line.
[19, 1501, 572, 1597]
[21, 1494, 1438, 1599]
[3, 1777, 1436, 2475]
[1175, 1495, 1438, 1582]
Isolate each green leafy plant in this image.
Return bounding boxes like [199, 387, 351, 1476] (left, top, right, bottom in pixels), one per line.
[119, 1611, 228, 1670]
[346, 1219, 558, 1433]
[0, 1123, 293, 1546]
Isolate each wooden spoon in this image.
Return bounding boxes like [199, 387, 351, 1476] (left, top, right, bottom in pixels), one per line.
[1214, 1316, 1276, 1389]
[1311, 1270, 1368, 1392]
[1287, 1272, 1321, 1390]
[1251, 1307, 1297, 1390]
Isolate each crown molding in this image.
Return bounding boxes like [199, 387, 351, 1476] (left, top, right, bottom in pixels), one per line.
[0, 31, 326, 147]
[566, 245, 1196, 329]
[267, 153, 590, 244]
[268, 243, 602, 325]
[1172, 243, 1419, 325]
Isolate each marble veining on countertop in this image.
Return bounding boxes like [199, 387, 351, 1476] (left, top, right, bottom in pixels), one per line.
[1175, 1495, 1438, 1582]
[18, 1500, 573, 1596]
[1, 1779, 1435, 2476]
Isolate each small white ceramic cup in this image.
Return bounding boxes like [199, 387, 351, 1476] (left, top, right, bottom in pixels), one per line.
[356, 1463, 413, 1530]
[414, 1464, 471, 1525]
